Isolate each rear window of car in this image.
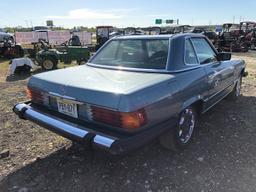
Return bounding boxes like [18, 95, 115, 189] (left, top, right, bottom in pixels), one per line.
[90, 39, 169, 70]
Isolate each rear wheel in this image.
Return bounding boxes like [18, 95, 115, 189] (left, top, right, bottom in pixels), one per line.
[251, 43, 256, 50]
[41, 58, 57, 70]
[159, 106, 197, 151]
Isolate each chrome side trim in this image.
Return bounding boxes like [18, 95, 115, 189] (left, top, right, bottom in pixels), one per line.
[204, 81, 236, 102]
[49, 92, 76, 100]
[49, 92, 83, 104]
[93, 135, 115, 148]
[202, 83, 235, 114]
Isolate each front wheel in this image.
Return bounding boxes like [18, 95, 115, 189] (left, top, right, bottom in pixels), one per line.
[227, 77, 242, 101]
[14, 45, 24, 58]
[159, 106, 197, 151]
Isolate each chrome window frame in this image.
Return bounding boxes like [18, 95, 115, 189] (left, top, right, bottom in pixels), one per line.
[184, 37, 200, 66]
[190, 37, 218, 65]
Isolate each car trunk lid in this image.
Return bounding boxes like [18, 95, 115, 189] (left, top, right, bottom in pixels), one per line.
[28, 65, 172, 110]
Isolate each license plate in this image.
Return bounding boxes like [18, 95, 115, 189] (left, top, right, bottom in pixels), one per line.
[57, 99, 78, 118]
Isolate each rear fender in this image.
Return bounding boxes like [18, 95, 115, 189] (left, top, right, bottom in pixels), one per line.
[181, 96, 203, 114]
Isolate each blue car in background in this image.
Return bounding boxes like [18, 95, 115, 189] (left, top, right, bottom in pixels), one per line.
[13, 34, 247, 154]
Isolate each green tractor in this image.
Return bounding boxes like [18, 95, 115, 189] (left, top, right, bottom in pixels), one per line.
[36, 36, 90, 70]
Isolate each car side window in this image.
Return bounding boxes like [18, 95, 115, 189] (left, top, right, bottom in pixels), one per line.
[191, 38, 217, 64]
[185, 39, 198, 64]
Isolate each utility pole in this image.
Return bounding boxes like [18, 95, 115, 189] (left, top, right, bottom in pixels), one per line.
[232, 16, 235, 24]
[30, 20, 33, 28]
[24, 20, 29, 28]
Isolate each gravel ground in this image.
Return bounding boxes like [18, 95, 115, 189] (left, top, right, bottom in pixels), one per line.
[0, 52, 256, 192]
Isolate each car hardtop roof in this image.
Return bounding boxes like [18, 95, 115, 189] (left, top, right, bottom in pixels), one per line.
[114, 33, 205, 40]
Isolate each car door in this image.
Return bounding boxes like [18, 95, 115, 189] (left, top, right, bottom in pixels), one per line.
[191, 37, 234, 109]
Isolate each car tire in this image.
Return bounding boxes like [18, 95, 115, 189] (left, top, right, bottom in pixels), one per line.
[159, 106, 197, 152]
[251, 44, 256, 50]
[14, 45, 24, 58]
[42, 58, 57, 71]
[227, 77, 242, 101]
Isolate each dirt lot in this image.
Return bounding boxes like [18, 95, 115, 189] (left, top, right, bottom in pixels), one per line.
[0, 52, 256, 192]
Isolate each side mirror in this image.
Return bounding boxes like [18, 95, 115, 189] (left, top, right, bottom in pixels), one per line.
[217, 52, 231, 61]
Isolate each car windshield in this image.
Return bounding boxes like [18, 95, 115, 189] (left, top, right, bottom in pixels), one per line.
[90, 39, 169, 70]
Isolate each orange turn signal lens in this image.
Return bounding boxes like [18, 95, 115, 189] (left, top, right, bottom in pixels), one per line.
[121, 110, 146, 129]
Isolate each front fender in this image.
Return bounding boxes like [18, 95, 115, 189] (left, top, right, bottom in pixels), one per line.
[239, 60, 248, 77]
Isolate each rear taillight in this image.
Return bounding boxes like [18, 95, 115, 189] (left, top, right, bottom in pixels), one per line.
[26, 87, 48, 105]
[91, 106, 147, 130]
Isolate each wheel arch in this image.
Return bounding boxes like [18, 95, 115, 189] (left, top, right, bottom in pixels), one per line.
[46, 55, 58, 64]
[39, 54, 58, 66]
[40, 55, 58, 70]
[181, 96, 204, 115]
[241, 67, 248, 77]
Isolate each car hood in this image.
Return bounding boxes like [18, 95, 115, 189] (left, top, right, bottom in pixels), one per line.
[29, 65, 173, 110]
[0, 32, 11, 36]
[0, 32, 12, 39]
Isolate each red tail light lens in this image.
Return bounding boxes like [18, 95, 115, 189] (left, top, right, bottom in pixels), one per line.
[26, 87, 48, 105]
[91, 107, 122, 127]
[91, 106, 147, 129]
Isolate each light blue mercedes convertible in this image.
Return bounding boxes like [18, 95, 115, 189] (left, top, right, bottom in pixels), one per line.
[13, 34, 247, 154]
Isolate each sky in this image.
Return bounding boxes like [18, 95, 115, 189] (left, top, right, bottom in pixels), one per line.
[1, 0, 255, 28]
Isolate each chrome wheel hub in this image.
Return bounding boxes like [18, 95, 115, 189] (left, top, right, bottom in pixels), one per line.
[178, 109, 195, 144]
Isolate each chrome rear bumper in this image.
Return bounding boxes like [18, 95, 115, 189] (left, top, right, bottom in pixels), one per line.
[13, 102, 176, 154]
[13, 103, 118, 153]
